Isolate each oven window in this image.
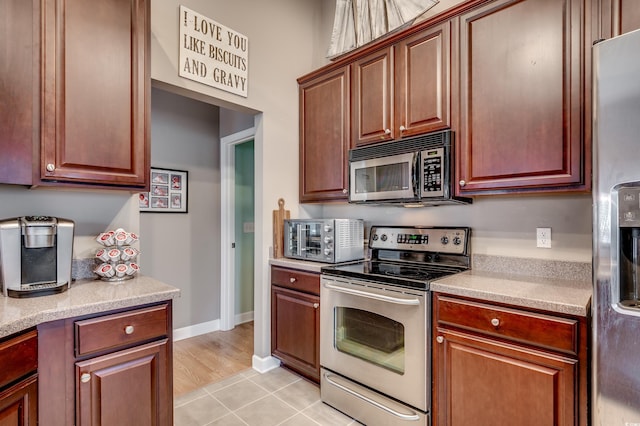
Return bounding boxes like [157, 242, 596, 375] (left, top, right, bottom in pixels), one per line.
[302, 223, 322, 257]
[334, 307, 405, 374]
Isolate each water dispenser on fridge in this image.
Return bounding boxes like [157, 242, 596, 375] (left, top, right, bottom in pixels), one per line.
[618, 186, 640, 309]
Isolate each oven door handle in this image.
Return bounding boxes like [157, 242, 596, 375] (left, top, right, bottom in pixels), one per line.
[323, 282, 421, 305]
[324, 373, 421, 421]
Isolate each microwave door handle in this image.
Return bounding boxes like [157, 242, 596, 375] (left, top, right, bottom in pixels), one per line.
[412, 152, 420, 197]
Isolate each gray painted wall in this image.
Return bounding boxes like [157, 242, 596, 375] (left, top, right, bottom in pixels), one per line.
[141, 87, 220, 329]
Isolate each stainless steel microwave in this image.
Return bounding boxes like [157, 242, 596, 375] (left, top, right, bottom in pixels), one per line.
[349, 130, 471, 206]
[283, 219, 364, 263]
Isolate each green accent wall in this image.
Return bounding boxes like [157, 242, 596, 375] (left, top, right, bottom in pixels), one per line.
[234, 140, 255, 316]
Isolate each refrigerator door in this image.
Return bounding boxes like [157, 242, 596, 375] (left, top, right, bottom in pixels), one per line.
[593, 29, 640, 425]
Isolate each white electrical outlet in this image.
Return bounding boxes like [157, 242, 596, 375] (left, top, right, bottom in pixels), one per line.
[536, 227, 552, 248]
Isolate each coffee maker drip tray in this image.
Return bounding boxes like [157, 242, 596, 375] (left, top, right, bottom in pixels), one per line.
[8, 281, 69, 299]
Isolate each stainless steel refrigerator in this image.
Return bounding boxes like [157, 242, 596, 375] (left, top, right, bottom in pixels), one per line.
[593, 28, 640, 425]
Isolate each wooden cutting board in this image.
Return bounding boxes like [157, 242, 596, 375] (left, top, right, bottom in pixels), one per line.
[272, 198, 290, 258]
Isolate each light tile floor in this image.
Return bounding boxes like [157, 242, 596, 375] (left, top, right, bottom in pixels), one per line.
[174, 367, 360, 426]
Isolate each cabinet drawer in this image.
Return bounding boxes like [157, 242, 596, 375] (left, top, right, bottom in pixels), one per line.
[75, 304, 169, 357]
[435, 295, 579, 354]
[0, 330, 37, 389]
[271, 266, 320, 295]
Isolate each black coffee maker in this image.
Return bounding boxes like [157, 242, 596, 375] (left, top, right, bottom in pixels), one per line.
[0, 216, 74, 298]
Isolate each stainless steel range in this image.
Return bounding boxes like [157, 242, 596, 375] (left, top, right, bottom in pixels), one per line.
[320, 226, 470, 426]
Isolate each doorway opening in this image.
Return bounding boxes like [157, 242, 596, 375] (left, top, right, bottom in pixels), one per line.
[221, 128, 255, 331]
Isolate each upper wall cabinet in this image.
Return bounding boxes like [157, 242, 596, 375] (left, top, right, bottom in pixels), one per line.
[351, 21, 451, 146]
[299, 66, 351, 203]
[40, 0, 150, 189]
[600, 0, 640, 37]
[395, 22, 451, 139]
[0, 0, 150, 190]
[456, 0, 591, 195]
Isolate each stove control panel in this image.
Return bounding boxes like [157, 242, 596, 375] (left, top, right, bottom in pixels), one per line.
[369, 226, 469, 254]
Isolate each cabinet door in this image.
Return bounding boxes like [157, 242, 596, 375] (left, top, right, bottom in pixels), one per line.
[600, 0, 640, 37]
[433, 328, 577, 426]
[271, 286, 320, 382]
[352, 47, 395, 145]
[395, 22, 451, 138]
[75, 339, 172, 426]
[0, 375, 37, 426]
[457, 0, 589, 194]
[40, 0, 150, 189]
[0, 0, 39, 186]
[299, 66, 351, 202]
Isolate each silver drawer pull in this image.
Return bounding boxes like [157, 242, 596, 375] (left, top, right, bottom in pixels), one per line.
[81, 373, 91, 383]
[323, 282, 420, 306]
[491, 318, 500, 327]
[436, 336, 444, 344]
[313, 303, 319, 309]
[125, 325, 135, 335]
[289, 277, 296, 283]
[324, 373, 420, 421]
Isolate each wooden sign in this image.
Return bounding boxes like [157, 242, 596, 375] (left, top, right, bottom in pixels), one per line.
[179, 5, 249, 97]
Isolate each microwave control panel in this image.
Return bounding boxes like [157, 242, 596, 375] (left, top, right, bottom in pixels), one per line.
[421, 148, 444, 197]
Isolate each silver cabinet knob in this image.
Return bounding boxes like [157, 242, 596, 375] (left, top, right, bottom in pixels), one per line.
[459, 180, 466, 187]
[289, 277, 296, 283]
[313, 303, 319, 309]
[384, 129, 391, 134]
[81, 373, 91, 383]
[125, 325, 135, 335]
[342, 188, 348, 194]
[46, 163, 55, 172]
[491, 318, 500, 327]
[399, 125, 406, 132]
[436, 336, 444, 344]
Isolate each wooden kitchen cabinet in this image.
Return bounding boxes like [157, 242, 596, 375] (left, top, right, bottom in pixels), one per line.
[298, 66, 351, 203]
[271, 266, 320, 383]
[600, 0, 640, 37]
[0, 330, 38, 426]
[432, 293, 589, 426]
[456, 0, 591, 194]
[394, 21, 451, 139]
[352, 21, 451, 146]
[38, 302, 173, 426]
[0, 0, 150, 190]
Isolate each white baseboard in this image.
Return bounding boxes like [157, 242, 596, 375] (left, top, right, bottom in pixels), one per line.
[173, 319, 220, 341]
[252, 354, 281, 373]
[172, 311, 255, 342]
[235, 311, 254, 324]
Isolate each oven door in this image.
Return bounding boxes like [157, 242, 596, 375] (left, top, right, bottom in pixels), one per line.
[320, 275, 429, 412]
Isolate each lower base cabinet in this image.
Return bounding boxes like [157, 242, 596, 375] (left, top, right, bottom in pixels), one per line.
[0, 330, 38, 426]
[76, 339, 170, 426]
[432, 293, 588, 426]
[0, 375, 37, 426]
[38, 301, 173, 426]
[271, 266, 320, 383]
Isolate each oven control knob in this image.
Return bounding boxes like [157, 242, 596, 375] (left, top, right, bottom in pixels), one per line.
[453, 236, 461, 245]
[381, 234, 388, 242]
[440, 236, 449, 245]
[372, 234, 379, 241]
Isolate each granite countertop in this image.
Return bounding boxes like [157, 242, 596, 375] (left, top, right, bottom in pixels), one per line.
[431, 270, 592, 317]
[269, 257, 332, 273]
[0, 275, 180, 338]
[273, 254, 593, 317]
